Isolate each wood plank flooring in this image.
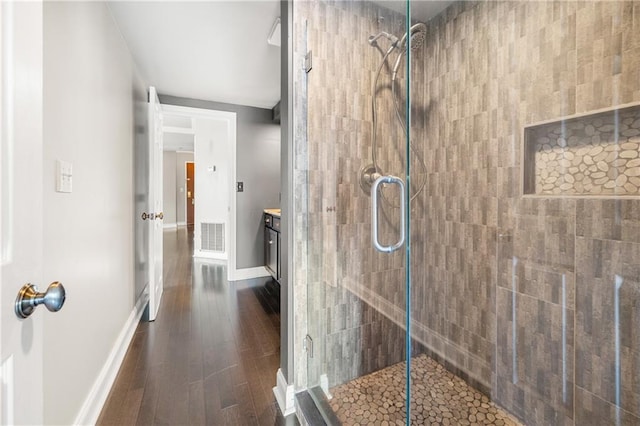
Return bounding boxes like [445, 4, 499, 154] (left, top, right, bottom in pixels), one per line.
[97, 227, 293, 426]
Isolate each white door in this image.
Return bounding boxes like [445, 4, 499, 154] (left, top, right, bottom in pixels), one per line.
[1, 2, 46, 424]
[147, 87, 163, 321]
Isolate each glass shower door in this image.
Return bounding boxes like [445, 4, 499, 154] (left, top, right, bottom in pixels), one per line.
[296, 1, 640, 425]
[298, 0, 413, 423]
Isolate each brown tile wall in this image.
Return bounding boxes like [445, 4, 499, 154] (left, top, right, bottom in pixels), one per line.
[293, 1, 640, 425]
[485, 1, 640, 424]
[294, 0, 411, 391]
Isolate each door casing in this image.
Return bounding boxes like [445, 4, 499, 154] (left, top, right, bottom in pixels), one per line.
[0, 2, 45, 424]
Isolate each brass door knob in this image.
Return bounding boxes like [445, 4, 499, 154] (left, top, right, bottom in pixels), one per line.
[157, 212, 164, 220]
[141, 212, 149, 220]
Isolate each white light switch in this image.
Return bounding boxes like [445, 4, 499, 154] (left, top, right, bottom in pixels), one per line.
[56, 160, 72, 193]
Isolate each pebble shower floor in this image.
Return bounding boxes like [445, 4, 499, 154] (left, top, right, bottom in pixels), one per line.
[328, 354, 522, 426]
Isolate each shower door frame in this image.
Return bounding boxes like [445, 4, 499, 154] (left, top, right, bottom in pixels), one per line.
[298, 0, 417, 424]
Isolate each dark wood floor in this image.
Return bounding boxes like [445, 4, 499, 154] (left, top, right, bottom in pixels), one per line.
[97, 227, 292, 425]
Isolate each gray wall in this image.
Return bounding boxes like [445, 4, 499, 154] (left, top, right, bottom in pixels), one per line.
[281, 0, 293, 383]
[159, 95, 281, 269]
[162, 151, 194, 226]
[43, 2, 144, 423]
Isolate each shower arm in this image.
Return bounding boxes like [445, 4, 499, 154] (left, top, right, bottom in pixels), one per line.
[368, 31, 399, 48]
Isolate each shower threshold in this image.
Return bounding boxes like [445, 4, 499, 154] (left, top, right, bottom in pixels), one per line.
[328, 354, 522, 426]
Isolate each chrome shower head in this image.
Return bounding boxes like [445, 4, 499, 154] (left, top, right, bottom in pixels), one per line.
[391, 22, 427, 80]
[399, 22, 427, 51]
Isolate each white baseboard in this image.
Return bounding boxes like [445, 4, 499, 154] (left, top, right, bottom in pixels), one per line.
[73, 293, 148, 425]
[177, 221, 187, 226]
[273, 368, 295, 417]
[163, 223, 177, 229]
[193, 249, 227, 261]
[228, 266, 270, 282]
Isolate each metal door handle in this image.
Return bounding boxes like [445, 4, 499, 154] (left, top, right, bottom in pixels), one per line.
[15, 281, 66, 319]
[142, 212, 163, 220]
[371, 175, 405, 253]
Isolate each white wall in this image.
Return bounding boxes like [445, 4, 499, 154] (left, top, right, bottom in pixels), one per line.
[163, 151, 177, 225]
[194, 115, 235, 258]
[43, 2, 142, 424]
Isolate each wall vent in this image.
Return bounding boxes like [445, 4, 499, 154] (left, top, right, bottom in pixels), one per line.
[201, 223, 225, 252]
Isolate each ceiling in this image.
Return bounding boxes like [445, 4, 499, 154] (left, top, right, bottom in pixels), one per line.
[108, 0, 452, 152]
[162, 107, 195, 152]
[377, 1, 452, 21]
[108, 1, 281, 110]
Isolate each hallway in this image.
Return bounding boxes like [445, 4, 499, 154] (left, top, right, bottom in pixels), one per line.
[97, 227, 287, 425]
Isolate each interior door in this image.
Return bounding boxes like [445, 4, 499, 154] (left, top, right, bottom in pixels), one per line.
[0, 2, 45, 424]
[147, 86, 163, 321]
[186, 161, 194, 225]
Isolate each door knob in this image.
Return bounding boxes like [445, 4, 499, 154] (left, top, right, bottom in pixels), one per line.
[141, 212, 149, 220]
[157, 212, 164, 220]
[15, 281, 66, 319]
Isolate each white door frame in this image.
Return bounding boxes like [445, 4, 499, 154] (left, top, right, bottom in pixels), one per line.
[161, 104, 245, 282]
[147, 87, 163, 321]
[0, 2, 45, 424]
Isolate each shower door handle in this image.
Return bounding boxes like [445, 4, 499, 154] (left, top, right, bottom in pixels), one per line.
[371, 175, 405, 253]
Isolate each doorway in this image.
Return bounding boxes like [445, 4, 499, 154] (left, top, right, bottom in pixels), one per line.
[186, 161, 195, 227]
[161, 104, 236, 273]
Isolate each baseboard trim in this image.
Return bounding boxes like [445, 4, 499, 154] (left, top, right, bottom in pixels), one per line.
[228, 266, 270, 282]
[193, 249, 228, 261]
[177, 221, 187, 226]
[273, 368, 296, 417]
[73, 293, 148, 425]
[162, 223, 178, 229]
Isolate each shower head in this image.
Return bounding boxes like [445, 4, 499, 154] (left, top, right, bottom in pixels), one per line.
[368, 23, 426, 51]
[391, 22, 427, 80]
[399, 22, 427, 52]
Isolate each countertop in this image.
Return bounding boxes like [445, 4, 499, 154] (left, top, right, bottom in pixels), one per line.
[264, 208, 281, 218]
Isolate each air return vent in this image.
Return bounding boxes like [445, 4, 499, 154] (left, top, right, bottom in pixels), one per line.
[201, 223, 225, 252]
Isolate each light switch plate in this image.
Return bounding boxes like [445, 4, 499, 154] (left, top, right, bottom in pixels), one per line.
[56, 160, 72, 193]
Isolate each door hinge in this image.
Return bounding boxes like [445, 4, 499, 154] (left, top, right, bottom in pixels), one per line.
[304, 334, 314, 358]
[304, 51, 312, 73]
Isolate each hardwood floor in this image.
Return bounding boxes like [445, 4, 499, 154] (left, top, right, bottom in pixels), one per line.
[97, 227, 293, 425]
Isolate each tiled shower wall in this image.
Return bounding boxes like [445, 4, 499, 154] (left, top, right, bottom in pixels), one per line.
[293, 1, 640, 425]
[487, 1, 638, 424]
[293, 0, 412, 391]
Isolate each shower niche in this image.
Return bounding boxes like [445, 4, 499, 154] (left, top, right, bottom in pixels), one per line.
[523, 103, 640, 197]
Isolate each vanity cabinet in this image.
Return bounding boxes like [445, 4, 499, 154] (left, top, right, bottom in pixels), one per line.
[264, 213, 280, 283]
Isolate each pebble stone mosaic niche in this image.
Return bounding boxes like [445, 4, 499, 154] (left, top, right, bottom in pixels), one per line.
[524, 104, 640, 197]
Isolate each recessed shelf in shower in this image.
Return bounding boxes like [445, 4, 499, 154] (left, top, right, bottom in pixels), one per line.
[523, 102, 640, 198]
